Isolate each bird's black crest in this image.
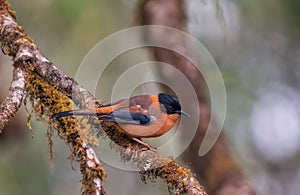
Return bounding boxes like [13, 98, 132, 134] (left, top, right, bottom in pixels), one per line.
[158, 93, 182, 114]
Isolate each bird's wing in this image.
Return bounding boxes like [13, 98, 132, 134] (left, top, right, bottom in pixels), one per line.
[102, 96, 152, 113]
[99, 110, 151, 125]
[98, 98, 127, 107]
[128, 95, 152, 110]
[96, 95, 156, 124]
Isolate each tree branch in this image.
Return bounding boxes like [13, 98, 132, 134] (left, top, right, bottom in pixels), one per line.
[0, 0, 207, 194]
[0, 66, 26, 131]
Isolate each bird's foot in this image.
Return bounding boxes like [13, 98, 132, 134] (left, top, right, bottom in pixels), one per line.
[131, 138, 157, 152]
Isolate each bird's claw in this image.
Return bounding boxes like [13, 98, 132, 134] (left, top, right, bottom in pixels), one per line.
[131, 137, 157, 152]
[139, 145, 157, 152]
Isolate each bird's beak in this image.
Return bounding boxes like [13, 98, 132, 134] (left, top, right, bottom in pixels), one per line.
[179, 110, 191, 118]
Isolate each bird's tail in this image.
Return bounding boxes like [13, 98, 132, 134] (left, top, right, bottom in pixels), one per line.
[52, 109, 101, 118]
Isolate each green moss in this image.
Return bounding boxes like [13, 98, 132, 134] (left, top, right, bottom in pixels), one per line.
[24, 70, 106, 193]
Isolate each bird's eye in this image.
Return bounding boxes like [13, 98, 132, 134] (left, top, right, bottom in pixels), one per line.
[169, 105, 173, 110]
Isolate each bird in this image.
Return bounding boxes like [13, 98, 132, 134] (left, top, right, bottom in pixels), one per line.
[52, 93, 190, 150]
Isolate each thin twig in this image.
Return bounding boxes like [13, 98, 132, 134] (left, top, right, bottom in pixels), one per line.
[0, 66, 26, 131]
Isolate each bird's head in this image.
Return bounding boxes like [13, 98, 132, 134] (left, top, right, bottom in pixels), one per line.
[158, 93, 190, 117]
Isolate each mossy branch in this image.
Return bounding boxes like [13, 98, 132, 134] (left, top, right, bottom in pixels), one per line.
[0, 0, 207, 194]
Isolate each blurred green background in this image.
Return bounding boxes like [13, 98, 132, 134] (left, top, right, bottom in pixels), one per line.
[0, 0, 300, 194]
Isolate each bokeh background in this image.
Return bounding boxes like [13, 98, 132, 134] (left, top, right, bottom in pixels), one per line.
[0, 0, 300, 194]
